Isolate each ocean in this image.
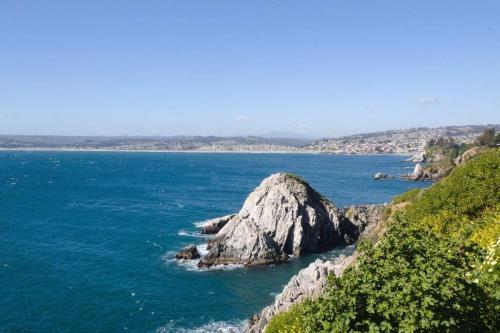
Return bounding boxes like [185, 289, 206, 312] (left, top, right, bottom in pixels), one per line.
[0, 152, 427, 332]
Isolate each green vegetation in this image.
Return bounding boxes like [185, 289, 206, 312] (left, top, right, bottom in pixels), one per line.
[265, 304, 306, 333]
[285, 172, 307, 185]
[285, 172, 332, 205]
[392, 188, 422, 205]
[267, 149, 500, 333]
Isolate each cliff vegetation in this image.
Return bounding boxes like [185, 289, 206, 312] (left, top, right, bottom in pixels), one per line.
[266, 148, 499, 332]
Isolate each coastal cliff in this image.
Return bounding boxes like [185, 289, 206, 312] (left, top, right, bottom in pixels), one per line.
[245, 256, 356, 333]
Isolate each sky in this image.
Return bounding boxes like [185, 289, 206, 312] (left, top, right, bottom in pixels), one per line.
[1, 1, 499, 138]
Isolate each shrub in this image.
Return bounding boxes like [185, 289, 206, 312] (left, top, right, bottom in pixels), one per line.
[392, 188, 422, 205]
[265, 304, 307, 333]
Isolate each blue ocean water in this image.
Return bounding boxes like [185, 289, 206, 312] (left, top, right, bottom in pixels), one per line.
[0, 152, 427, 332]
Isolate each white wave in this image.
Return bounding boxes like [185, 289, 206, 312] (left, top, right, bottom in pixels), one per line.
[161, 249, 244, 273]
[146, 240, 163, 249]
[197, 244, 209, 256]
[193, 219, 213, 228]
[177, 230, 207, 238]
[196, 263, 244, 272]
[155, 319, 247, 333]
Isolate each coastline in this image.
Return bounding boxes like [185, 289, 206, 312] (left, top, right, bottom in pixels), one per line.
[0, 147, 414, 157]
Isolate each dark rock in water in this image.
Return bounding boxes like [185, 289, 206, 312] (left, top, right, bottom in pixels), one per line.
[199, 214, 235, 234]
[175, 244, 200, 260]
[373, 172, 388, 180]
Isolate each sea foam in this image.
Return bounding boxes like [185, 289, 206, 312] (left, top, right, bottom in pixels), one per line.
[155, 319, 247, 333]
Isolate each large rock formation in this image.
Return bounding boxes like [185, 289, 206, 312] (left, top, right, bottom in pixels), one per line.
[245, 256, 356, 333]
[197, 173, 351, 267]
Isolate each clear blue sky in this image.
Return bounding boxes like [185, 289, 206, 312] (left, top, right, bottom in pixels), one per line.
[1, 1, 499, 137]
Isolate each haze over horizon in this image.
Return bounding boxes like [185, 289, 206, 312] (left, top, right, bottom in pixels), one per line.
[1, 1, 499, 137]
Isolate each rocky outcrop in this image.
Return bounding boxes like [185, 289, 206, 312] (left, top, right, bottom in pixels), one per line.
[411, 163, 424, 180]
[199, 214, 236, 234]
[374, 172, 388, 180]
[197, 173, 349, 267]
[454, 146, 484, 165]
[246, 256, 356, 333]
[175, 244, 200, 260]
[340, 205, 385, 242]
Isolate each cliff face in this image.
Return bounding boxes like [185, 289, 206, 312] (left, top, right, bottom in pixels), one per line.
[245, 256, 355, 333]
[198, 173, 345, 267]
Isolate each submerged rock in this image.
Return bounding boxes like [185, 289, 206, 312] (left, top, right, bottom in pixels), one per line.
[246, 256, 355, 333]
[175, 244, 200, 260]
[197, 173, 346, 267]
[199, 214, 236, 234]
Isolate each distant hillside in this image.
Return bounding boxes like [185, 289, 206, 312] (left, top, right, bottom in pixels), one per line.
[0, 135, 310, 151]
[308, 124, 500, 154]
[1, 125, 498, 153]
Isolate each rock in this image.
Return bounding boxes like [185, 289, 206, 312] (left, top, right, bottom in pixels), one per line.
[454, 146, 483, 165]
[373, 172, 387, 180]
[199, 214, 236, 234]
[411, 163, 424, 180]
[340, 205, 385, 243]
[245, 256, 355, 333]
[175, 244, 200, 260]
[197, 173, 346, 267]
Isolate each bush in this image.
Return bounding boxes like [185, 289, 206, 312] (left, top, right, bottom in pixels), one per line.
[265, 304, 307, 333]
[392, 188, 422, 205]
[298, 219, 494, 332]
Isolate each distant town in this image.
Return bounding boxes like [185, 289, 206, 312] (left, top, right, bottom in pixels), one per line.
[1, 124, 498, 154]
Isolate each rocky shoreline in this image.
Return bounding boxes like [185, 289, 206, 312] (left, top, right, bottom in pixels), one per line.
[174, 173, 386, 331]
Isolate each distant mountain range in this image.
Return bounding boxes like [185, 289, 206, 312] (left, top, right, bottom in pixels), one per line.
[0, 124, 498, 153]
